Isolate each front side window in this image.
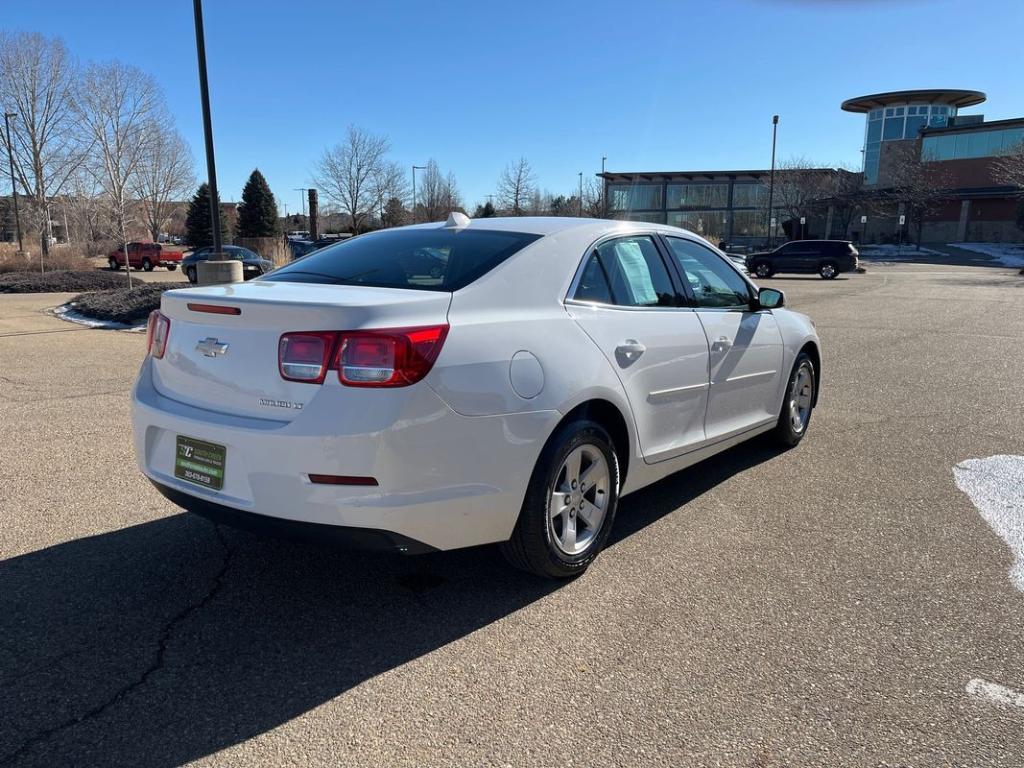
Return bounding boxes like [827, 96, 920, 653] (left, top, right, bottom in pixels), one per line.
[267, 228, 542, 291]
[574, 236, 677, 308]
[665, 237, 750, 310]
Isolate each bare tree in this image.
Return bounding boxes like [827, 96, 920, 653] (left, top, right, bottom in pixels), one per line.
[313, 125, 390, 233]
[133, 123, 194, 242]
[370, 160, 409, 224]
[497, 157, 535, 215]
[883, 142, 952, 248]
[771, 157, 835, 237]
[992, 140, 1024, 188]
[0, 32, 86, 256]
[74, 61, 162, 286]
[416, 159, 462, 222]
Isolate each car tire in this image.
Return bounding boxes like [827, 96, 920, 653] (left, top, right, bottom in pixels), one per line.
[501, 419, 620, 579]
[186, 266, 197, 284]
[108, 258, 118, 271]
[167, 264, 177, 272]
[753, 261, 773, 279]
[819, 262, 838, 279]
[142, 258, 153, 272]
[773, 352, 815, 447]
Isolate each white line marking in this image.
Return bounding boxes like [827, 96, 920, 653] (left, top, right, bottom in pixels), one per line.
[966, 678, 1024, 709]
[953, 455, 1024, 592]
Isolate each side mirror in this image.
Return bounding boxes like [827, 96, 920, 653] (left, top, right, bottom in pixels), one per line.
[756, 287, 785, 309]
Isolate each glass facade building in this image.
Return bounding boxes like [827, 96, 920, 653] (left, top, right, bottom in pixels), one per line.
[922, 124, 1024, 162]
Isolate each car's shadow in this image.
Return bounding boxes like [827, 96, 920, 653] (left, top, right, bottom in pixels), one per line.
[1, 438, 784, 766]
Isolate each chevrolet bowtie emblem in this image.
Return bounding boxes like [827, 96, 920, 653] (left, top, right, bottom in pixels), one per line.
[196, 337, 229, 357]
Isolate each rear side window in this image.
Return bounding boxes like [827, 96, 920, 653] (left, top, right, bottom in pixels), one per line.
[267, 228, 542, 291]
[574, 235, 677, 307]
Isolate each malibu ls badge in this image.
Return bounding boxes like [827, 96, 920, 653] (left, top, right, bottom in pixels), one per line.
[196, 337, 229, 357]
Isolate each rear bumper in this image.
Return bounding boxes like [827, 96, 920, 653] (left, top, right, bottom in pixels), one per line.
[132, 357, 558, 551]
[150, 479, 437, 553]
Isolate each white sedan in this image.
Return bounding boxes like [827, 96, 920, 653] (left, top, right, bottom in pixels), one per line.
[133, 214, 820, 578]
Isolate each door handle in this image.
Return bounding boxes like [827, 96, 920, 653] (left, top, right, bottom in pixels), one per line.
[616, 340, 646, 361]
[711, 336, 732, 354]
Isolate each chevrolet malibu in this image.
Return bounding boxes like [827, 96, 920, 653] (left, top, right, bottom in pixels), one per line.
[133, 215, 820, 578]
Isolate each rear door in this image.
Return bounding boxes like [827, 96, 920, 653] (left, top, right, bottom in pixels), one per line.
[567, 234, 711, 462]
[663, 236, 784, 442]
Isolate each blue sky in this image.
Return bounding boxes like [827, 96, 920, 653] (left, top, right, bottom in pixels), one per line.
[7, 0, 1020, 211]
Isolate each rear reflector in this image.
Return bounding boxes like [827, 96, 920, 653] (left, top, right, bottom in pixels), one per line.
[308, 474, 379, 486]
[187, 302, 241, 315]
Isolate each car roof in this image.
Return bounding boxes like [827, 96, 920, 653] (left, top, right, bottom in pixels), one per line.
[402, 215, 719, 242]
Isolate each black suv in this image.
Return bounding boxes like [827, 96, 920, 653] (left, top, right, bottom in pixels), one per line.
[746, 240, 859, 280]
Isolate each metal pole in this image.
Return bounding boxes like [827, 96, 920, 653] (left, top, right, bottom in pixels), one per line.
[193, 0, 223, 256]
[411, 165, 426, 224]
[3, 113, 23, 252]
[767, 115, 778, 248]
[601, 156, 607, 217]
[578, 172, 583, 216]
[294, 188, 307, 219]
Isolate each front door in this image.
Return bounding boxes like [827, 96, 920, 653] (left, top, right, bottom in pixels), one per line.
[663, 236, 784, 442]
[568, 234, 711, 462]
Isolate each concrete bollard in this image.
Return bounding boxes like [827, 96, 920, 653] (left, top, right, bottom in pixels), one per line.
[196, 259, 243, 286]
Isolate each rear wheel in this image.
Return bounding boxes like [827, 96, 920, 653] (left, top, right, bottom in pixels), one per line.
[501, 419, 620, 579]
[819, 262, 838, 279]
[142, 258, 153, 272]
[186, 266, 197, 284]
[108, 258, 118, 271]
[753, 261, 773, 279]
[166, 264, 177, 272]
[773, 352, 815, 447]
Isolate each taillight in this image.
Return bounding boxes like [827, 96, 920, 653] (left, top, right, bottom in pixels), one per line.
[279, 332, 335, 383]
[146, 310, 170, 359]
[277, 325, 448, 387]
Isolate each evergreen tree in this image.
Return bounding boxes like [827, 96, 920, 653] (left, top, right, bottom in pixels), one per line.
[381, 196, 408, 228]
[235, 168, 280, 238]
[473, 201, 496, 218]
[185, 183, 229, 249]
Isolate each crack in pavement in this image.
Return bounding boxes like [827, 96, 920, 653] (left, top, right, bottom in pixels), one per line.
[0, 525, 234, 766]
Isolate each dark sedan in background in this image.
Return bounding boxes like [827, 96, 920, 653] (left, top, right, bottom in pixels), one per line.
[181, 245, 274, 284]
[747, 240, 859, 280]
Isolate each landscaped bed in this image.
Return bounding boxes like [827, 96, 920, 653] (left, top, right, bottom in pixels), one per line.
[66, 282, 188, 325]
[0, 269, 131, 294]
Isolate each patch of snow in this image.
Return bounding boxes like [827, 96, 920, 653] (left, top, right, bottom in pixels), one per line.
[948, 242, 1024, 268]
[51, 304, 146, 332]
[857, 244, 943, 257]
[953, 455, 1024, 592]
[966, 677, 1024, 710]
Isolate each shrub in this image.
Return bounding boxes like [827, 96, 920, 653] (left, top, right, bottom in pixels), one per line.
[0, 270, 129, 293]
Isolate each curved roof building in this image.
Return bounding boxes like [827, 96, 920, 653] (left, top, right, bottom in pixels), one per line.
[842, 89, 986, 183]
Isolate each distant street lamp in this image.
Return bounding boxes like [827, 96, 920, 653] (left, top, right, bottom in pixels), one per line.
[578, 171, 583, 216]
[601, 155, 607, 217]
[294, 188, 308, 218]
[767, 114, 779, 248]
[411, 165, 426, 223]
[3, 112, 23, 253]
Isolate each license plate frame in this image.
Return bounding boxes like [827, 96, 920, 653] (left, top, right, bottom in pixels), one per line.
[174, 435, 226, 491]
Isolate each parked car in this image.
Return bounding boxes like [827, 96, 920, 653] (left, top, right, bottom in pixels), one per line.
[181, 245, 273, 284]
[726, 253, 749, 275]
[746, 240, 859, 279]
[289, 236, 355, 261]
[108, 242, 182, 272]
[133, 215, 820, 578]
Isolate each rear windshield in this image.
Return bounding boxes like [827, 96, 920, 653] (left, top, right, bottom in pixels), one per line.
[265, 227, 543, 291]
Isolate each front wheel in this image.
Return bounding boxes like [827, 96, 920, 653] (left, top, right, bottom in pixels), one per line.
[773, 352, 815, 447]
[142, 258, 153, 272]
[819, 262, 838, 279]
[166, 264, 177, 272]
[501, 419, 620, 579]
[185, 266, 197, 284]
[108, 258, 118, 271]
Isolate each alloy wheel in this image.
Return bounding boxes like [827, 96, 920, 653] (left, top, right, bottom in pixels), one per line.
[789, 361, 814, 433]
[548, 444, 610, 555]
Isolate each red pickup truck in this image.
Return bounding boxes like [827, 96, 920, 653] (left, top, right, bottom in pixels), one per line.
[107, 242, 182, 272]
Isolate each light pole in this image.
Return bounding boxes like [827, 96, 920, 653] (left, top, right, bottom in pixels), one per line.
[601, 156, 607, 217]
[294, 188, 307, 220]
[411, 165, 426, 223]
[578, 172, 583, 216]
[767, 115, 779, 248]
[3, 112, 22, 253]
[192, 0, 223, 257]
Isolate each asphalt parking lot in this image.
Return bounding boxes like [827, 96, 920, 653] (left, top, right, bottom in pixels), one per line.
[2, 262, 1023, 767]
